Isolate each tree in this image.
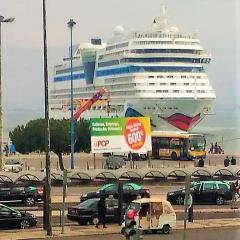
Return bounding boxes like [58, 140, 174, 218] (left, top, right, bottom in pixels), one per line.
[9, 118, 91, 170]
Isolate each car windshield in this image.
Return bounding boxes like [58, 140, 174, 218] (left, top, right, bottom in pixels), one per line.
[99, 184, 117, 192]
[0, 205, 21, 215]
[189, 136, 205, 151]
[77, 198, 98, 208]
[126, 183, 141, 190]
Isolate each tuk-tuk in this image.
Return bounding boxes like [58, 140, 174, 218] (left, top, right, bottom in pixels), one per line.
[122, 197, 176, 234]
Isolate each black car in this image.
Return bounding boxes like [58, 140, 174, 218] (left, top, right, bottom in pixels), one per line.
[67, 197, 126, 225]
[80, 183, 150, 203]
[167, 181, 232, 205]
[0, 182, 44, 207]
[0, 203, 37, 229]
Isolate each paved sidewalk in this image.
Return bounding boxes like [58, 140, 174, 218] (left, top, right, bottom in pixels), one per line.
[0, 218, 239, 240]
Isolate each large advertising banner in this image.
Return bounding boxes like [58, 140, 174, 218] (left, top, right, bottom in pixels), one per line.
[90, 117, 152, 153]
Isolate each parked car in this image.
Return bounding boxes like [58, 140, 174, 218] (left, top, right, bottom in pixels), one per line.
[67, 197, 126, 225]
[0, 182, 44, 207]
[0, 203, 37, 229]
[80, 183, 150, 203]
[103, 155, 126, 169]
[3, 159, 23, 173]
[167, 181, 232, 205]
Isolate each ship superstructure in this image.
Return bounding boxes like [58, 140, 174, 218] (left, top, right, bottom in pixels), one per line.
[50, 6, 216, 131]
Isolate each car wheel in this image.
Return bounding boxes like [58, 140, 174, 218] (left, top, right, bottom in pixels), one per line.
[161, 224, 170, 234]
[175, 196, 184, 205]
[216, 195, 225, 205]
[20, 219, 30, 229]
[25, 197, 35, 207]
[171, 152, 177, 160]
[91, 216, 99, 225]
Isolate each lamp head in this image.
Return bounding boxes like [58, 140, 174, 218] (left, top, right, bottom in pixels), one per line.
[0, 16, 15, 23]
[68, 19, 76, 29]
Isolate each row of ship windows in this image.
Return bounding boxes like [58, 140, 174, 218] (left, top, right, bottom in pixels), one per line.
[106, 42, 129, 51]
[54, 67, 205, 82]
[133, 32, 195, 39]
[51, 89, 211, 99]
[107, 82, 209, 89]
[96, 66, 205, 77]
[105, 75, 203, 83]
[155, 75, 202, 79]
[133, 41, 199, 46]
[104, 39, 198, 52]
[130, 49, 202, 54]
[56, 66, 84, 75]
[99, 49, 203, 60]
[143, 106, 179, 110]
[98, 57, 210, 67]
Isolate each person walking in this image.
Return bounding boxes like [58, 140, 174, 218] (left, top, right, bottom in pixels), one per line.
[96, 195, 107, 228]
[208, 143, 213, 154]
[230, 181, 238, 209]
[224, 156, 230, 167]
[231, 156, 236, 165]
[235, 178, 240, 198]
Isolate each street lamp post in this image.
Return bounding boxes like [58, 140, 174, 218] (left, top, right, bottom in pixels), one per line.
[68, 19, 76, 170]
[42, 0, 52, 236]
[0, 16, 15, 170]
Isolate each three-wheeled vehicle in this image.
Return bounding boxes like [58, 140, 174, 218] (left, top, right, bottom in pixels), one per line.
[121, 198, 176, 235]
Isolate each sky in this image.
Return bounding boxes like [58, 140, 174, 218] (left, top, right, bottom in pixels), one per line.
[0, 0, 239, 139]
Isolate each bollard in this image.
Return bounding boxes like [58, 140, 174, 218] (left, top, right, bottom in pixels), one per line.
[87, 161, 89, 170]
[188, 204, 194, 223]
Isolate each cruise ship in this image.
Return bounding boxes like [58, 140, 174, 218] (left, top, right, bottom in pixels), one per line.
[50, 6, 216, 132]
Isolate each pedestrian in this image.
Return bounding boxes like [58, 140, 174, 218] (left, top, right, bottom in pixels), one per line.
[5, 144, 9, 157]
[198, 157, 204, 167]
[235, 179, 240, 198]
[230, 181, 238, 209]
[218, 145, 223, 154]
[231, 156, 236, 165]
[224, 156, 230, 167]
[214, 142, 218, 154]
[208, 143, 214, 154]
[96, 195, 107, 228]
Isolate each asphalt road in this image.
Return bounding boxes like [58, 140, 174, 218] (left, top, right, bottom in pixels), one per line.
[31, 227, 240, 240]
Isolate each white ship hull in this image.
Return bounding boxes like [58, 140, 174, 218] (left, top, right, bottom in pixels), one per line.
[50, 97, 214, 132]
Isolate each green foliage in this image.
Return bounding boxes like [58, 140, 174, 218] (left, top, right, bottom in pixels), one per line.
[9, 118, 91, 155]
